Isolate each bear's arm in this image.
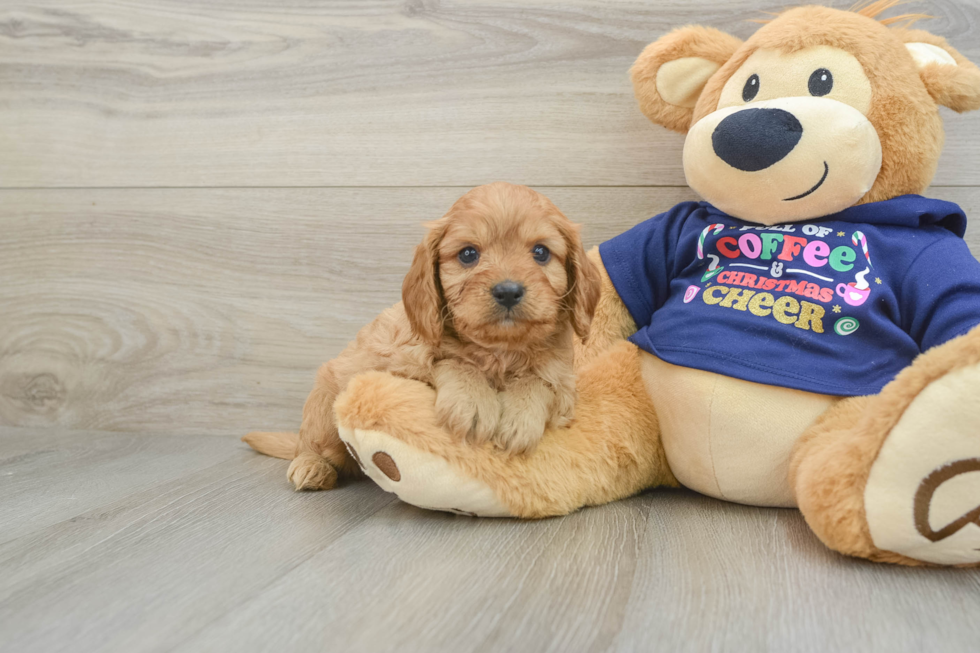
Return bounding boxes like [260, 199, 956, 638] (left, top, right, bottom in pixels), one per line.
[573, 247, 638, 368]
[577, 202, 700, 367]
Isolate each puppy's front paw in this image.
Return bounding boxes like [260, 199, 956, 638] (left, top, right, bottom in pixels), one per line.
[548, 388, 575, 430]
[494, 391, 548, 454]
[435, 385, 500, 444]
[287, 452, 338, 491]
[548, 411, 573, 431]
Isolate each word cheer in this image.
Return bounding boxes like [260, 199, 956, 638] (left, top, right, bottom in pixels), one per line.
[702, 285, 826, 333]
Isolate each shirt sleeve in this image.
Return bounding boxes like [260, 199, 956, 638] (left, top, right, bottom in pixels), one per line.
[901, 235, 980, 352]
[598, 202, 696, 329]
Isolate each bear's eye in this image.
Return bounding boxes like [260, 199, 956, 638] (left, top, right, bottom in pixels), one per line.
[458, 246, 480, 267]
[808, 68, 833, 97]
[742, 74, 760, 102]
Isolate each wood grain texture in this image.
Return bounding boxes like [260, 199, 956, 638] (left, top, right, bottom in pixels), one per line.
[1, 0, 979, 188]
[0, 427, 239, 543]
[0, 431, 396, 653]
[1, 430, 976, 653]
[613, 495, 980, 652]
[2, 186, 978, 435]
[0, 185, 693, 435]
[2, 2, 979, 650]
[177, 494, 654, 653]
[180, 491, 980, 653]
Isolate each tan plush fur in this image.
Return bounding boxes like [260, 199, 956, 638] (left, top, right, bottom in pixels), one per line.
[334, 340, 679, 519]
[792, 325, 980, 567]
[244, 182, 601, 489]
[572, 248, 637, 368]
[635, 5, 980, 564]
[706, 6, 947, 205]
[894, 28, 980, 113]
[632, 5, 980, 205]
[250, 5, 980, 567]
[631, 26, 743, 134]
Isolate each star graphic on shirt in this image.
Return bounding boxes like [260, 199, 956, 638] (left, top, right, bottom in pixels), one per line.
[837, 231, 846, 237]
[832, 305, 842, 313]
[875, 277, 882, 284]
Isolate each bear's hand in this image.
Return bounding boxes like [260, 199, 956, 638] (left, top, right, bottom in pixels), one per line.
[334, 370, 514, 517]
[331, 342, 673, 519]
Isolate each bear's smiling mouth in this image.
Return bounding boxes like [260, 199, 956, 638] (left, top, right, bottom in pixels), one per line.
[783, 161, 829, 201]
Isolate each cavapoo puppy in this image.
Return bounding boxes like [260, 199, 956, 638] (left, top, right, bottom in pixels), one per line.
[244, 182, 601, 490]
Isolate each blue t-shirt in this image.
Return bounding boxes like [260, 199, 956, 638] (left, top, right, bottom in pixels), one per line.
[599, 195, 980, 396]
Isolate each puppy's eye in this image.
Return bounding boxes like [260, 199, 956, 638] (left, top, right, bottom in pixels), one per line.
[532, 244, 551, 264]
[458, 246, 480, 267]
[742, 74, 760, 102]
[808, 68, 833, 97]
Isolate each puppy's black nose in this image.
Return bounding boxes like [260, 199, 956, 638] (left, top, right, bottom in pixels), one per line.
[712, 108, 803, 172]
[492, 281, 525, 309]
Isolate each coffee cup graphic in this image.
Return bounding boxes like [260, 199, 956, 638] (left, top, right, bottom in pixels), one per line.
[836, 282, 870, 306]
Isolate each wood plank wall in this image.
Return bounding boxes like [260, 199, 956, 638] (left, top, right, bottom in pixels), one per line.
[2, 0, 979, 435]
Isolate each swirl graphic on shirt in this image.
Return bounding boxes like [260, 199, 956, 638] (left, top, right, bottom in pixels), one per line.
[834, 317, 860, 336]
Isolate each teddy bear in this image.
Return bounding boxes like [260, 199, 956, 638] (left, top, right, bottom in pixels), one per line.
[326, 2, 980, 567]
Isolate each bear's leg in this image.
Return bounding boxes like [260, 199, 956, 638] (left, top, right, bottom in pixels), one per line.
[791, 326, 980, 566]
[333, 340, 678, 518]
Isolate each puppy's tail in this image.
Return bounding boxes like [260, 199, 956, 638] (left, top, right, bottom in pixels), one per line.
[242, 431, 298, 460]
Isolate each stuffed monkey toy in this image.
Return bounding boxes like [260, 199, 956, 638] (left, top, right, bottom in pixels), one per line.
[294, 3, 980, 566]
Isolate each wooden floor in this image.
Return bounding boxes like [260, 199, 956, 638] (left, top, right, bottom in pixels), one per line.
[2, 0, 980, 651]
[1, 427, 978, 653]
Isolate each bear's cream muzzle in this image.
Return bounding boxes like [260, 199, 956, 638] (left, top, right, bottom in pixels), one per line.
[684, 97, 882, 225]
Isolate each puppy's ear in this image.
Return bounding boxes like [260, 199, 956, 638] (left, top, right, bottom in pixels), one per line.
[402, 219, 447, 346]
[896, 28, 980, 113]
[631, 26, 743, 133]
[557, 219, 602, 340]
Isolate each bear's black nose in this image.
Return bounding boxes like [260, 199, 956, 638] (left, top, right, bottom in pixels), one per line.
[492, 281, 525, 309]
[711, 108, 803, 172]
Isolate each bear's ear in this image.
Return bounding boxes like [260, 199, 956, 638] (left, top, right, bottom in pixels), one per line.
[630, 26, 743, 133]
[896, 29, 980, 113]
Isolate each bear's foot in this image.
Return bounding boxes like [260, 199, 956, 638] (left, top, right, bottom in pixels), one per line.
[332, 370, 515, 517]
[332, 343, 675, 519]
[337, 426, 511, 517]
[794, 327, 980, 566]
[864, 360, 980, 566]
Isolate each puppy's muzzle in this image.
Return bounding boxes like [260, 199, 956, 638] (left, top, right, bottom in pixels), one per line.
[492, 281, 525, 309]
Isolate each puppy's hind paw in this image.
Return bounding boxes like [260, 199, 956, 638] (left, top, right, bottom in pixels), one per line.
[287, 452, 338, 491]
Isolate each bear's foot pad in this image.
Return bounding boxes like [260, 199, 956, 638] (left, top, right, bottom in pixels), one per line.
[865, 362, 980, 565]
[337, 426, 513, 518]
